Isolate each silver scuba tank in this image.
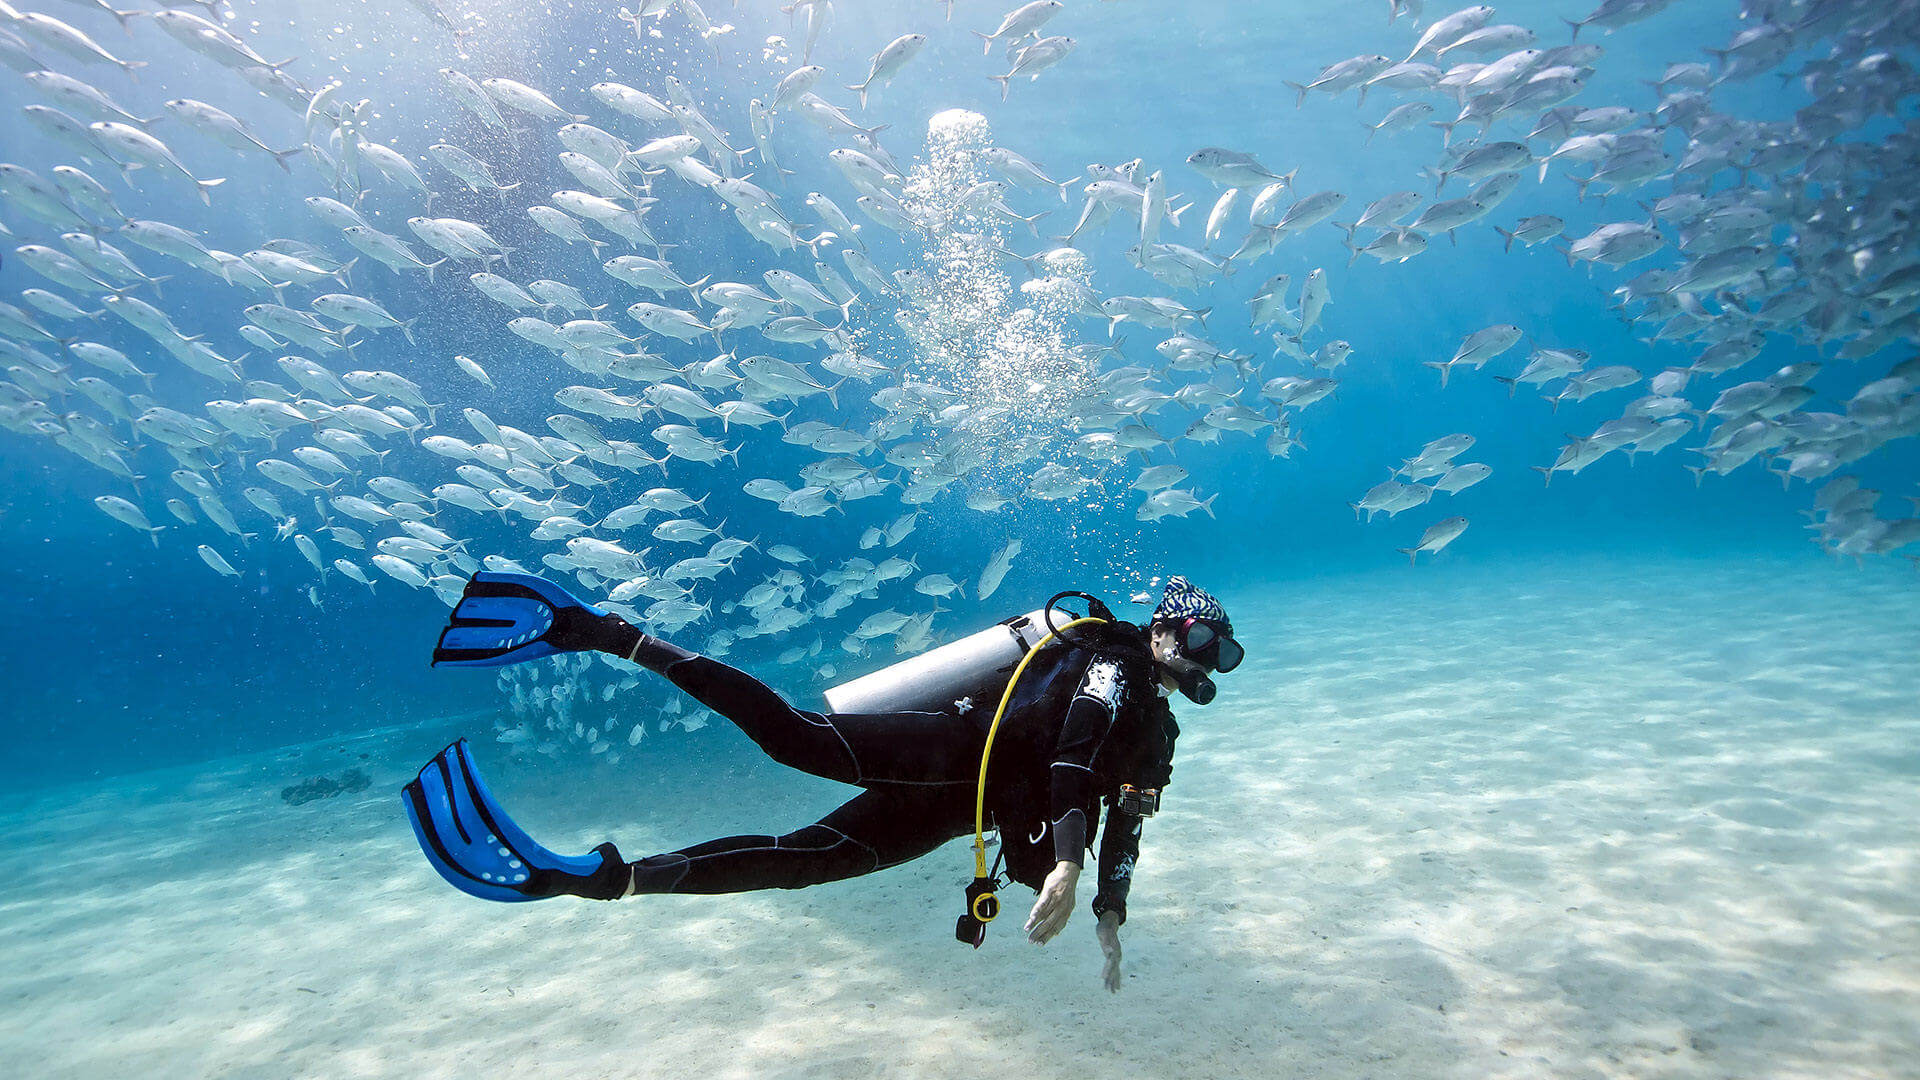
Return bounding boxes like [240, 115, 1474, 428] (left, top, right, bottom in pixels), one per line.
[822, 608, 1053, 716]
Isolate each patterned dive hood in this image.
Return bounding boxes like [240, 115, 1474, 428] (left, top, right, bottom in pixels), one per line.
[1151, 575, 1230, 630]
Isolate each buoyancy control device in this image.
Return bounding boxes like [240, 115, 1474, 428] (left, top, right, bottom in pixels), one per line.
[826, 591, 1153, 948]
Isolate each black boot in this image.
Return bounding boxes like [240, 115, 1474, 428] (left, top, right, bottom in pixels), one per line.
[552, 611, 697, 674]
[528, 841, 633, 900]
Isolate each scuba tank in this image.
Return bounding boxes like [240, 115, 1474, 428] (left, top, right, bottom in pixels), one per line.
[822, 608, 1054, 716]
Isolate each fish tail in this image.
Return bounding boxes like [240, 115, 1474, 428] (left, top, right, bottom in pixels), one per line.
[1283, 80, 1308, 108]
[1397, 547, 1418, 566]
[197, 177, 227, 205]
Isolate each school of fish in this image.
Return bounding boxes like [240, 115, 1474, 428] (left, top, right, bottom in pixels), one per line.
[2, 0, 1917, 751]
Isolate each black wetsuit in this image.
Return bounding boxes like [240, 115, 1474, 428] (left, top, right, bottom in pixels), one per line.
[621, 631, 1178, 925]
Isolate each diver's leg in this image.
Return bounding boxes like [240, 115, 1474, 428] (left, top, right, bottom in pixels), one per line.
[625, 787, 971, 895]
[581, 619, 980, 786]
[561, 613, 863, 779]
[656, 653, 871, 782]
[820, 710, 984, 787]
[650, 656, 986, 786]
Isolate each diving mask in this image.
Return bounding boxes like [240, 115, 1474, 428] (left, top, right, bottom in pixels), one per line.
[1175, 617, 1243, 674]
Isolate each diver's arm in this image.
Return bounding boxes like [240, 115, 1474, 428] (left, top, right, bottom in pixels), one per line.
[1086, 800, 1143, 990]
[1029, 660, 1124, 946]
[1090, 799, 1142, 927]
[1048, 659, 1126, 866]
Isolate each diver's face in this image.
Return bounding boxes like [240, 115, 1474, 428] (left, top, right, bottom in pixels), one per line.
[1151, 619, 1224, 705]
[1150, 623, 1181, 689]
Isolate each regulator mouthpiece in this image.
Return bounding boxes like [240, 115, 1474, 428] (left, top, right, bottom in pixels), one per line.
[1165, 656, 1217, 706]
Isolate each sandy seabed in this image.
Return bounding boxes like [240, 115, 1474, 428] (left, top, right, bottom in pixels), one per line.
[1, 554, 1916, 1080]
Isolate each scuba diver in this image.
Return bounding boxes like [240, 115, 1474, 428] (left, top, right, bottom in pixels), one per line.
[403, 572, 1241, 991]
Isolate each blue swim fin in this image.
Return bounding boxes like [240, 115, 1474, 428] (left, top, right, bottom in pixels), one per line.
[401, 739, 627, 902]
[431, 571, 608, 668]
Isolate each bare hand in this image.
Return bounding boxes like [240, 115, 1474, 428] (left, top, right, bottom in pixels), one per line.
[1024, 861, 1079, 945]
[1096, 911, 1122, 992]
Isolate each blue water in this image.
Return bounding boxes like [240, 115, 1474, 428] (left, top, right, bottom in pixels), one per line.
[3, 0, 1908, 789]
[1, 0, 1917, 1071]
